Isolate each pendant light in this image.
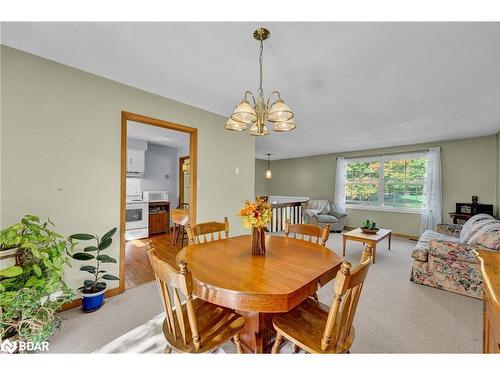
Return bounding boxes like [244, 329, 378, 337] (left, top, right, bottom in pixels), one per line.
[225, 27, 297, 136]
[266, 154, 272, 179]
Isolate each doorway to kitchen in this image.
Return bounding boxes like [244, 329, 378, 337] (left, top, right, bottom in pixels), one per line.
[119, 111, 197, 291]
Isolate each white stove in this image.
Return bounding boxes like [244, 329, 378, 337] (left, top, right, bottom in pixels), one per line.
[125, 178, 149, 240]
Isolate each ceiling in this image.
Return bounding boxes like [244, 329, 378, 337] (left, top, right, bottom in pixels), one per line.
[2, 22, 499, 159]
[127, 121, 189, 149]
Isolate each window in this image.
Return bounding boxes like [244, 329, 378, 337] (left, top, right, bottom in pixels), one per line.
[345, 154, 426, 211]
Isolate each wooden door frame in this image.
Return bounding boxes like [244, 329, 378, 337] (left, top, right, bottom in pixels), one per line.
[119, 111, 197, 293]
[178, 155, 190, 206]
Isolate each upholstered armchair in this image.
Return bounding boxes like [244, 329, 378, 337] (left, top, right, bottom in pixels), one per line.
[302, 199, 347, 232]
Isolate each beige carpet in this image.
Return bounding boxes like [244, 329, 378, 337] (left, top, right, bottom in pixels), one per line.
[49, 233, 482, 353]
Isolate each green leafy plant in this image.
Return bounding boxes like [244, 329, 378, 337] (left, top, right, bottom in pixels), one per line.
[0, 215, 74, 345]
[362, 219, 377, 230]
[70, 228, 119, 293]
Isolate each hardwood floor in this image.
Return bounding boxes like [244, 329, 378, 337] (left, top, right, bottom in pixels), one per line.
[125, 233, 183, 289]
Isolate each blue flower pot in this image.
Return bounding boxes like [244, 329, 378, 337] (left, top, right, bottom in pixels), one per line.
[81, 289, 106, 312]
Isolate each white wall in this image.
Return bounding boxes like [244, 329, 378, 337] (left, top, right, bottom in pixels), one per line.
[1, 46, 255, 292]
[142, 143, 179, 209]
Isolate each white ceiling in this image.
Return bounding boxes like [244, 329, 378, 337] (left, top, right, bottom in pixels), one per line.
[127, 121, 189, 149]
[2, 22, 499, 159]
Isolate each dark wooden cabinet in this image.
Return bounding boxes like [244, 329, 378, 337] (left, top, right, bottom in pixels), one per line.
[148, 201, 170, 235]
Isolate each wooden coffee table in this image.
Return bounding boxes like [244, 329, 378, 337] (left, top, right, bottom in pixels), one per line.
[342, 228, 392, 264]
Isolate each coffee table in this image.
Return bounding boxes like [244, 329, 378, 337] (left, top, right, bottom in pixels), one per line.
[342, 228, 392, 263]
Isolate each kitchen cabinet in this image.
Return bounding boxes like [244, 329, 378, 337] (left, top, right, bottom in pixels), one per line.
[149, 201, 170, 235]
[127, 148, 145, 174]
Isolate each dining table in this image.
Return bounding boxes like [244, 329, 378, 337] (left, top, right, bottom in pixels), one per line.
[176, 234, 343, 353]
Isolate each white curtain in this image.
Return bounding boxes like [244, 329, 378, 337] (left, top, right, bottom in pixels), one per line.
[334, 157, 347, 212]
[420, 147, 442, 233]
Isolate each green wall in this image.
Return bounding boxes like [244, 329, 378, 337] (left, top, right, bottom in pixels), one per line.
[257, 135, 498, 237]
[1, 46, 256, 292]
[498, 132, 500, 217]
[255, 158, 270, 196]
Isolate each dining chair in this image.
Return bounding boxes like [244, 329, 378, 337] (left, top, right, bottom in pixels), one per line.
[271, 245, 374, 354]
[186, 217, 229, 245]
[171, 205, 190, 247]
[285, 220, 331, 302]
[284, 220, 330, 246]
[147, 246, 245, 353]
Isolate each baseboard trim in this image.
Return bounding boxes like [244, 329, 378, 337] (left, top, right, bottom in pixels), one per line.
[59, 286, 123, 312]
[344, 226, 418, 241]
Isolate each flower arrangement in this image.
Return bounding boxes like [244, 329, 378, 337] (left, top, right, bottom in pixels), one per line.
[238, 199, 272, 229]
[238, 199, 272, 256]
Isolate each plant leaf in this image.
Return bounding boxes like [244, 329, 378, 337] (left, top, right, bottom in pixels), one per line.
[96, 254, 116, 263]
[72, 252, 95, 261]
[0, 266, 23, 278]
[69, 233, 95, 241]
[80, 265, 96, 274]
[84, 246, 98, 252]
[101, 227, 117, 243]
[98, 237, 112, 250]
[101, 274, 119, 280]
[83, 280, 95, 287]
[33, 263, 42, 277]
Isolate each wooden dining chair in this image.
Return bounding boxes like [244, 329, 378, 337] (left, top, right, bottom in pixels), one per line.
[271, 245, 374, 354]
[285, 220, 331, 301]
[187, 217, 229, 245]
[284, 220, 330, 246]
[147, 246, 245, 353]
[171, 206, 190, 247]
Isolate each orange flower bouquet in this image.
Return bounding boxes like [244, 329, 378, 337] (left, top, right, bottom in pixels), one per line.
[238, 199, 272, 255]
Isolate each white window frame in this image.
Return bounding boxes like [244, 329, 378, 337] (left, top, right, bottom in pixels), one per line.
[344, 152, 427, 214]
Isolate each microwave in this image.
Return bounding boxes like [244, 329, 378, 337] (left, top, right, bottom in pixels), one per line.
[143, 190, 169, 202]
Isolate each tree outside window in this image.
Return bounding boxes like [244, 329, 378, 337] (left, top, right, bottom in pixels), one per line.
[345, 155, 426, 210]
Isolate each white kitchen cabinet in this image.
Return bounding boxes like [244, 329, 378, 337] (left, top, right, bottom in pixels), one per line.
[127, 148, 145, 174]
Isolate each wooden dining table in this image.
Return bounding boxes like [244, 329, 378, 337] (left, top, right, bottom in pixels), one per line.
[176, 234, 343, 353]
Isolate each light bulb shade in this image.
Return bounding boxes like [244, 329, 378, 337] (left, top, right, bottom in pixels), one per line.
[225, 118, 249, 131]
[266, 169, 272, 179]
[273, 119, 297, 132]
[249, 123, 269, 136]
[230, 99, 257, 124]
[267, 99, 294, 123]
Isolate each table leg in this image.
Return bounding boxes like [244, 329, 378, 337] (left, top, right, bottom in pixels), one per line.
[342, 236, 347, 257]
[372, 243, 376, 264]
[388, 232, 392, 250]
[237, 311, 274, 353]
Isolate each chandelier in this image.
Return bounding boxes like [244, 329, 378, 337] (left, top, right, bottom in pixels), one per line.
[225, 27, 296, 136]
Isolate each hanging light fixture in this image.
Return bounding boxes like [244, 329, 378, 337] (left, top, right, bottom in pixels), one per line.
[266, 154, 272, 179]
[225, 27, 297, 135]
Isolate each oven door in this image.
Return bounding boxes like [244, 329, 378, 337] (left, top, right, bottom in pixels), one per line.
[126, 202, 148, 230]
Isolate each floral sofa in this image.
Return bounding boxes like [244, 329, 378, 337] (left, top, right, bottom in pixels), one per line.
[410, 214, 500, 299]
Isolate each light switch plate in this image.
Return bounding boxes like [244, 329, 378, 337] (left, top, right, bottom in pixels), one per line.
[235, 166, 240, 175]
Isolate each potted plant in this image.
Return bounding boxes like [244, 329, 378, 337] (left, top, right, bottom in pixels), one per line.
[361, 219, 379, 234]
[70, 227, 118, 312]
[0, 215, 73, 350]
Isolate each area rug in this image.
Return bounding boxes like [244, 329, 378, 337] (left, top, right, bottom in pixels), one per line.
[95, 312, 297, 354]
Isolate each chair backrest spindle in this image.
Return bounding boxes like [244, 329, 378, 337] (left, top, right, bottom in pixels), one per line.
[187, 217, 229, 245]
[320, 245, 373, 352]
[147, 246, 201, 351]
[284, 219, 330, 246]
